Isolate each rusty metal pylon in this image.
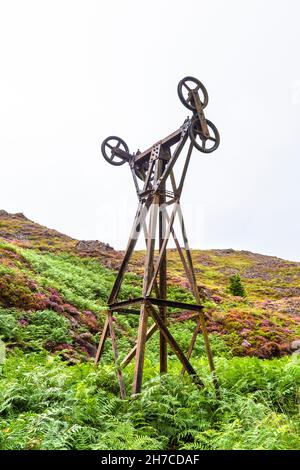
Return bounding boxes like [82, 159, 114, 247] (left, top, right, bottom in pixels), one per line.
[95, 77, 220, 398]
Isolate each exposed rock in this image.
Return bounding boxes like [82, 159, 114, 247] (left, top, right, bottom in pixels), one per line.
[291, 339, 300, 350]
[14, 233, 28, 241]
[241, 328, 251, 337]
[197, 284, 220, 301]
[79, 332, 94, 342]
[74, 335, 97, 357]
[14, 212, 28, 220]
[213, 249, 235, 256]
[0, 210, 28, 220]
[76, 240, 114, 252]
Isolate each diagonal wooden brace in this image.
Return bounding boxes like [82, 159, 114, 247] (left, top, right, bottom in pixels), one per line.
[107, 311, 126, 399]
[146, 302, 203, 388]
[121, 322, 158, 368]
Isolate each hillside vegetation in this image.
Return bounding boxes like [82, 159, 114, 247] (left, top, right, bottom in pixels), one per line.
[0, 210, 299, 450]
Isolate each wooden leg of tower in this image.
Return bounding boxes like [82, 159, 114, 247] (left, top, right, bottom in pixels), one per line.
[132, 195, 159, 395]
[159, 255, 167, 374]
[108, 198, 151, 303]
[108, 311, 126, 399]
[181, 214, 216, 373]
[108, 237, 138, 303]
[180, 316, 201, 375]
[145, 202, 178, 296]
[94, 315, 109, 365]
[171, 227, 194, 288]
[143, 221, 160, 300]
[146, 303, 203, 388]
[190, 312, 221, 399]
[132, 302, 149, 394]
[177, 204, 220, 397]
[95, 197, 151, 368]
[159, 162, 167, 374]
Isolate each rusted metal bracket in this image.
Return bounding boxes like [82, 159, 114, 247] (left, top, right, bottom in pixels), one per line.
[192, 90, 210, 137]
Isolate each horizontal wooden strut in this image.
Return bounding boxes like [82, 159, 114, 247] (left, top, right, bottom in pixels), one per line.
[108, 297, 144, 309]
[108, 297, 203, 313]
[146, 297, 203, 312]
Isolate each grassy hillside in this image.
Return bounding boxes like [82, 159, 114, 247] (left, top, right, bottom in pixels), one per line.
[0, 210, 299, 450]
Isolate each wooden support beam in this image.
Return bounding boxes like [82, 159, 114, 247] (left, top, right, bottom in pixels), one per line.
[143, 221, 160, 299]
[146, 202, 178, 296]
[108, 311, 126, 399]
[147, 297, 202, 312]
[164, 204, 194, 289]
[111, 309, 141, 315]
[132, 193, 159, 394]
[132, 303, 149, 395]
[109, 297, 144, 309]
[172, 230, 194, 287]
[159, 157, 167, 374]
[108, 197, 151, 304]
[177, 142, 194, 194]
[176, 204, 220, 396]
[121, 322, 158, 368]
[94, 316, 109, 366]
[146, 302, 203, 387]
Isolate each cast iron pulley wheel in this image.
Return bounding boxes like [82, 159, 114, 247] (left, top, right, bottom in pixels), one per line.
[101, 136, 129, 166]
[189, 118, 220, 153]
[177, 76, 209, 111]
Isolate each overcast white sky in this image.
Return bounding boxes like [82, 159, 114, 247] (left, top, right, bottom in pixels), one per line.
[0, 0, 299, 260]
